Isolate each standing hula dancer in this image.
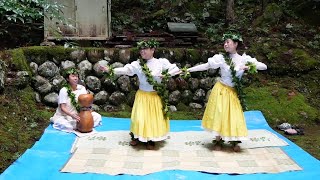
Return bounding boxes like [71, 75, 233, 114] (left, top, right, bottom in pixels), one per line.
[100, 39, 180, 150]
[186, 32, 267, 151]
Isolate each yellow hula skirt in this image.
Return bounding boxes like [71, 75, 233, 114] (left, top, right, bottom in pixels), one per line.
[202, 81, 248, 141]
[130, 90, 170, 142]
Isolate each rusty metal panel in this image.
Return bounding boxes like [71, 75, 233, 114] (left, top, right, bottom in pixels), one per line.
[44, 0, 76, 39]
[44, 0, 111, 40]
[75, 0, 110, 38]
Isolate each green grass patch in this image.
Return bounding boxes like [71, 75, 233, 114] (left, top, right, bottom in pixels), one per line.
[246, 86, 319, 126]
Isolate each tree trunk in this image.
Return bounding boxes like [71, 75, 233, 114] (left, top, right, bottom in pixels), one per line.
[226, 0, 235, 25]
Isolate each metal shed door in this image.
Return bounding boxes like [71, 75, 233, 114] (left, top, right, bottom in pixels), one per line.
[75, 0, 110, 39]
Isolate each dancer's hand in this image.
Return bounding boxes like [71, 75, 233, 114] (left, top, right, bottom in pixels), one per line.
[99, 65, 109, 73]
[241, 66, 249, 70]
[71, 114, 80, 122]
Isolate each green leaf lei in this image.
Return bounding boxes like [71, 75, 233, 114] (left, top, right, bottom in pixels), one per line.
[179, 66, 191, 79]
[222, 32, 243, 42]
[103, 65, 116, 85]
[64, 84, 81, 112]
[139, 59, 171, 118]
[137, 39, 160, 49]
[223, 53, 257, 111]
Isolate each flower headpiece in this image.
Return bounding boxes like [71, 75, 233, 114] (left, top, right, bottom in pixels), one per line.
[137, 39, 160, 50]
[62, 67, 78, 78]
[222, 32, 243, 42]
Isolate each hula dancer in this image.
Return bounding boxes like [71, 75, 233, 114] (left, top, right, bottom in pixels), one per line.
[186, 33, 267, 152]
[100, 39, 180, 150]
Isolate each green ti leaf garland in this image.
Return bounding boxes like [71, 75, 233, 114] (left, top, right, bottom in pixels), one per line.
[179, 66, 191, 79]
[103, 65, 116, 85]
[64, 84, 81, 112]
[223, 53, 257, 111]
[139, 59, 171, 118]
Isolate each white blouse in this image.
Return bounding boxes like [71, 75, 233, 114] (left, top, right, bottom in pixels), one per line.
[114, 58, 179, 92]
[57, 84, 87, 114]
[188, 53, 267, 87]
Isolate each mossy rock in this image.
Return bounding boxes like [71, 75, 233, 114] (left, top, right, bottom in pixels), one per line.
[85, 48, 105, 63]
[22, 46, 73, 65]
[108, 48, 120, 63]
[46, 46, 73, 63]
[22, 46, 48, 65]
[155, 48, 172, 60]
[185, 49, 201, 64]
[171, 48, 185, 63]
[8, 49, 31, 73]
[176, 102, 190, 111]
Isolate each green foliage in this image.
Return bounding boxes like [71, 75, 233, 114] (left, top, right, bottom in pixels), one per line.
[0, 0, 63, 23]
[0, 0, 67, 48]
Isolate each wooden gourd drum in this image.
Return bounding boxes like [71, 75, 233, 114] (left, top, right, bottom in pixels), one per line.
[77, 94, 94, 133]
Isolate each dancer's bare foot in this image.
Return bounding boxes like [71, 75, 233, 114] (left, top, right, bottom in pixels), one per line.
[212, 143, 222, 151]
[231, 141, 241, 152]
[146, 141, 155, 150]
[130, 139, 139, 146]
[233, 145, 241, 152]
[212, 137, 224, 151]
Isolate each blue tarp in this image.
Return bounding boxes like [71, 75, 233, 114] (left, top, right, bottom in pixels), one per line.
[1, 111, 320, 180]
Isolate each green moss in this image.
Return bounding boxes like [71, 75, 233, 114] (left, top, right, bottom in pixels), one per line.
[9, 49, 31, 73]
[186, 49, 201, 64]
[22, 46, 49, 64]
[172, 48, 185, 63]
[254, 3, 283, 26]
[152, 9, 166, 18]
[176, 103, 189, 111]
[46, 46, 73, 62]
[246, 86, 319, 126]
[292, 49, 318, 70]
[0, 86, 53, 172]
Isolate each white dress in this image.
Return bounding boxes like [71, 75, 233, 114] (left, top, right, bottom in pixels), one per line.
[114, 57, 179, 142]
[114, 57, 180, 91]
[188, 53, 267, 141]
[188, 53, 267, 87]
[50, 84, 102, 132]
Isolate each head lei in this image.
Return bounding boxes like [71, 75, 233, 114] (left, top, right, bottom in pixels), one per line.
[137, 39, 160, 50]
[222, 32, 243, 42]
[62, 67, 78, 79]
